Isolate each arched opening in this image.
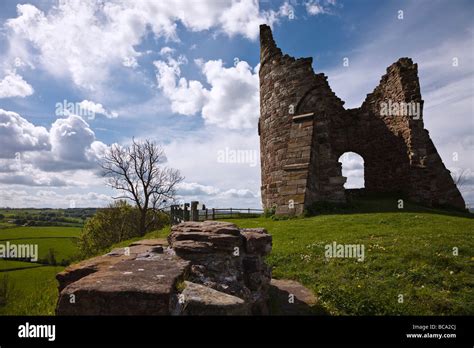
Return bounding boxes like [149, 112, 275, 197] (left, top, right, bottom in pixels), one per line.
[338, 152, 365, 189]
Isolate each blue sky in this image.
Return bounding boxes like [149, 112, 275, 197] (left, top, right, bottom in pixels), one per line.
[0, 0, 472, 208]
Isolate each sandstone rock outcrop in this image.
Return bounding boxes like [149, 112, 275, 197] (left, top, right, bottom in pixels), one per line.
[56, 221, 272, 315]
[174, 281, 249, 315]
[168, 221, 272, 314]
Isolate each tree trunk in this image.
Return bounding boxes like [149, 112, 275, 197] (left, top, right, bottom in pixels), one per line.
[139, 211, 147, 236]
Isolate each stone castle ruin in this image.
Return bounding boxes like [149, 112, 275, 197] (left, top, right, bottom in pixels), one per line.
[258, 24, 465, 215]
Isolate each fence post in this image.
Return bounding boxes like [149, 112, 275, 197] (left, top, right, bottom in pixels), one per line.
[230, 208, 232, 218]
[184, 203, 190, 222]
[205, 208, 208, 220]
[190, 201, 199, 221]
[170, 205, 175, 225]
[212, 208, 215, 220]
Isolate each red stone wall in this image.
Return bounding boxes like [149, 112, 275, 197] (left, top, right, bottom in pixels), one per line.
[259, 25, 465, 215]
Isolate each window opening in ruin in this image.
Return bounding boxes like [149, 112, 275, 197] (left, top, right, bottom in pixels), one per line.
[339, 152, 365, 189]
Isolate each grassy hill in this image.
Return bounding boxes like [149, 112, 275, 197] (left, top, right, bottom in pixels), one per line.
[226, 198, 474, 315]
[0, 199, 472, 315]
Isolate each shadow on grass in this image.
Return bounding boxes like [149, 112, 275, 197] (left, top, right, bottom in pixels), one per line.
[0, 264, 51, 272]
[300, 193, 473, 220]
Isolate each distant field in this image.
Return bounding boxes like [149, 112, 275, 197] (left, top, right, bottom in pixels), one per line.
[0, 226, 82, 240]
[0, 260, 44, 271]
[0, 226, 82, 315]
[0, 226, 81, 263]
[0, 207, 96, 229]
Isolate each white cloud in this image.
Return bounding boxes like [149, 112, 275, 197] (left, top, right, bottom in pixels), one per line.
[339, 152, 364, 189]
[0, 109, 49, 158]
[0, 109, 107, 174]
[305, 0, 336, 16]
[278, 2, 294, 18]
[178, 182, 220, 196]
[221, 188, 258, 199]
[164, 128, 261, 208]
[201, 59, 259, 129]
[155, 56, 259, 129]
[0, 70, 34, 98]
[154, 56, 207, 116]
[159, 47, 175, 56]
[0, 189, 112, 208]
[176, 181, 259, 207]
[31, 115, 107, 171]
[78, 100, 118, 119]
[4, 0, 285, 91]
[219, 0, 279, 40]
[0, 168, 70, 187]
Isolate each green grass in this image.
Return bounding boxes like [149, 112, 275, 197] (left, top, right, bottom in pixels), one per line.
[0, 265, 64, 315]
[224, 200, 474, 315]
[0, 226, 82, 239]
[106, 226, 171, 251]
[0, 226, 82, 315]
[0, 260, 45, 271]
[1, 199, 473, 316]
[0, 226, 82, 264]
[2, 238, 79, 263]
[0, 225, 168, 315]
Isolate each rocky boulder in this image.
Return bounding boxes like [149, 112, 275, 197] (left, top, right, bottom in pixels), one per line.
[56, 222, 272, 315]
[167, 221, 272, 314]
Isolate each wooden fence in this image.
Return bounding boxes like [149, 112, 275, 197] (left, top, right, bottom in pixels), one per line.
[170, 202, 263, 225]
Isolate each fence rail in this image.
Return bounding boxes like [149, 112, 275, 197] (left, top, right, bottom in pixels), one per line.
[170, 202, 263, 224]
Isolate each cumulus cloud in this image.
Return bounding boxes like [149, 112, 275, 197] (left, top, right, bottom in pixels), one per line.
[4, 0, 284, 91]
[32, 115, 107, 171]
[219, 0, 279, 39]
[178, 182, 221, 196]
[0, 171, 69, 187]
[0, 109, 50, 158]
[176, 181, 259, 207]
[155, 55, 259, 129]
[201, 60, 259, 129]
[154, 55, 207, 116]
[0, 70, 34, 98]
[0, 109, 107, 174]
[78, 100, 118, 119]
[221, 188, 257, 199]
[164, 128, 261, 208]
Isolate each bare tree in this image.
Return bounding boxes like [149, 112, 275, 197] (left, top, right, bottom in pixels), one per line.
[452, 167, 471, 189]
[100, 138, 183, 236]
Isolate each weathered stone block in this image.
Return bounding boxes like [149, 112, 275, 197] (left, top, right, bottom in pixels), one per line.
[241, 228, 272, 256]
[56, 222, 274, 316]
[56, 257, 190, 315]
[176, 281, 250, 316]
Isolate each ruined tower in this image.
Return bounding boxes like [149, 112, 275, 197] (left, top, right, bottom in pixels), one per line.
[258, 24, 465, 215]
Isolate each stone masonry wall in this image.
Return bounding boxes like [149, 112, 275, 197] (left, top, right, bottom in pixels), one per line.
[259, 24, 466, 215]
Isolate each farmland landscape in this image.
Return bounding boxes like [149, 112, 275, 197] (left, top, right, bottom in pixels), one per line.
[0, 209, 91, 314]
[1, 198, 472, 316]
